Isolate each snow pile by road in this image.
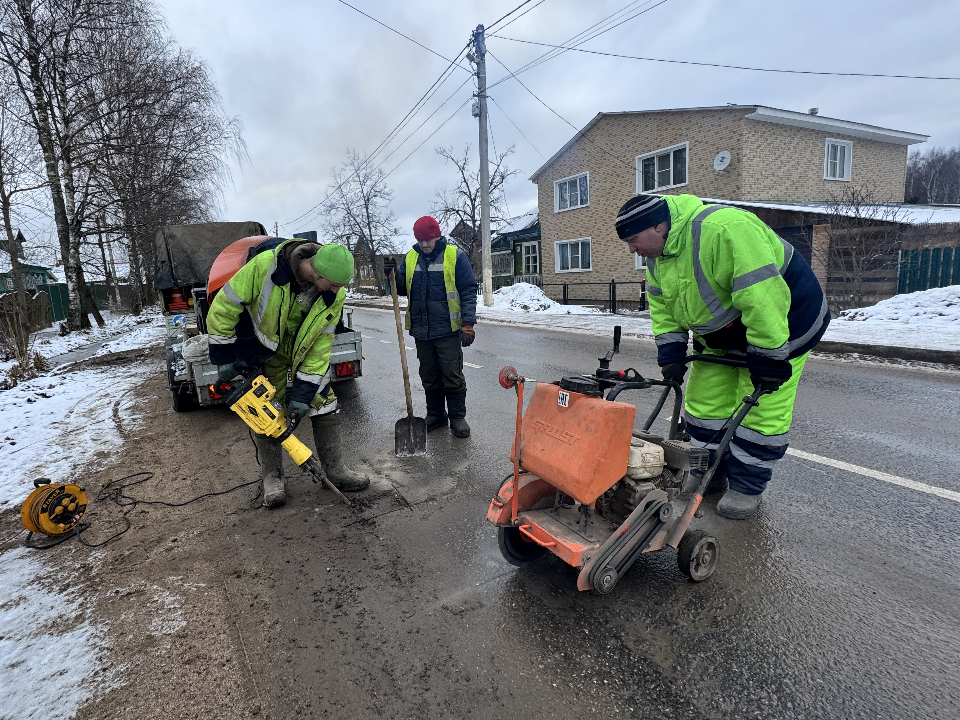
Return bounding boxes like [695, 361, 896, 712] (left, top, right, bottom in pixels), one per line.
[824, 285, 960, 351]
[0, 547, 113, 720]
[479, 283, 602, 315]
[835, 285, 960, 325]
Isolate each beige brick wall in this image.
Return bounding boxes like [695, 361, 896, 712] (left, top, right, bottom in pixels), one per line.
[537, 109, 746, 302]
[740, 120, 908, 202]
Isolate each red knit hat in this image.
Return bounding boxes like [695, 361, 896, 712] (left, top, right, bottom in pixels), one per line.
[413, 216, 442, 241]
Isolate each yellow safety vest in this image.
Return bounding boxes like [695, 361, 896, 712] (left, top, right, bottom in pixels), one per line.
[404, 244, 462, 332]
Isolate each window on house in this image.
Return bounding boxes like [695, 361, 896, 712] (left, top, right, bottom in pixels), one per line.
[554, 172, 589, 212]
[555, 238, 591, 273]
[522, 242, 539, 275]
[635, 253, 647, 270]
[824, 139, 852, 181]
[637, 142, 688, 193]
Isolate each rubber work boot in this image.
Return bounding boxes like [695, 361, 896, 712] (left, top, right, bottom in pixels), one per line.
[311, 412, 371, 491]
[446, 390, 470, 438]
[716, 489, 762, 520]
[682, 470, 728, 498]
[424, 389, 448, 433]
[254, 434, 286, 508]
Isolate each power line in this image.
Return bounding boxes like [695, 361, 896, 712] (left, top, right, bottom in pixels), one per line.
[489, 0, 549, 34]
[488, 0, 667, 88]
[492, 37, 960, 81]
[384, 97, 474, 180]
[486, 0, 539, 34]
[281, 41, 471, 228]
[488, 94, 544, 159]
[486, 48, 635, 171]
[335, 0, 471, 71]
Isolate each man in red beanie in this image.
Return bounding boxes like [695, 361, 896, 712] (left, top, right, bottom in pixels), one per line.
[384, 216, 477, 437]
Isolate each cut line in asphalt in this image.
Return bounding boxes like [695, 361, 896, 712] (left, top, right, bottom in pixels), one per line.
[787, 448, 960, 503]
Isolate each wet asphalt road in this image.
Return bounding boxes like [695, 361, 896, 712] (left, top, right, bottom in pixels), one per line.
[337, 307, 960, 720]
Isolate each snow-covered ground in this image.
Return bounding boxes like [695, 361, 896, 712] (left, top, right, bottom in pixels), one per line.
[0, 547, 114, 720]
[824, 285, 960, 350]
[0, 311, 165, 720]
[31, 310, 141, 359]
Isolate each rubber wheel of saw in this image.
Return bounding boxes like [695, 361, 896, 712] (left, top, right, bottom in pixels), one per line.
[677, 530, 720, 582]
[171, 388, 197, 413]
[498, 526, 548, 566]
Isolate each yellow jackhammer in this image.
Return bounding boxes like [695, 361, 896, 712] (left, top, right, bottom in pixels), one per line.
[225, 375, 352, 506]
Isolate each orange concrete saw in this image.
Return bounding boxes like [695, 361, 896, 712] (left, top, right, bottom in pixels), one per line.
[488, 327, 771, 594]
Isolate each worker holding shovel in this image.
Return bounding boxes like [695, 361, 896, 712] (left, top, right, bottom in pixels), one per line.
[384, 216, 478, 439]
[616, 194, 830, 520]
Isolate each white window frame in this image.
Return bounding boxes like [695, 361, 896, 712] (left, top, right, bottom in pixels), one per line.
[635, 253, 647, 270]
[824, 139, 852, 181]
[636, 141, 689, 193]
[522, 241, 540, 276]
[554, 238, 592, 273]
[554, 172, 590, 213]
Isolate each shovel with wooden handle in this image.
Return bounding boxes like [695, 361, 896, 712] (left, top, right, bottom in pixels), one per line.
[389, 269, 427, 456]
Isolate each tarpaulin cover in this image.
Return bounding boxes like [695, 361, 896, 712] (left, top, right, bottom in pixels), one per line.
[154, 222, 266, 290]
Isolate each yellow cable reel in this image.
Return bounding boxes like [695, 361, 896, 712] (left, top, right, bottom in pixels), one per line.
[21, 479, 88, 536]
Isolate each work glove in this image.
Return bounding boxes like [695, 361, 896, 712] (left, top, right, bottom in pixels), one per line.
[217, 363, 238, 383]
[746, 352, 791, 395]
[460, 323, 475, 347]
[661, 362, 688, 386]
[383, 257, 397, 278]
[286, 400, 311, 429]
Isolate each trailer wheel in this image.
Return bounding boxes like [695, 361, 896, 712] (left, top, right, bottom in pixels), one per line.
[171, 388, 196, 413]
[677, 530, 719, 582]
[498, 526, 548, 566]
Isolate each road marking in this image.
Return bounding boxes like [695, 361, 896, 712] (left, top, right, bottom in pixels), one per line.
[406, 346, 415, 351]
[361, 334, 373, 339]
[464, 362, 483, 369]
[787, 448, 960, 504]
[379, 340, 393, 344]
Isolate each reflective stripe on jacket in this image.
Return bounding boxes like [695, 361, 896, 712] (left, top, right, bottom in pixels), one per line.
[648, 194, 829, 365]
[398, 238, 477, 340]
[206, 239, 345, 403]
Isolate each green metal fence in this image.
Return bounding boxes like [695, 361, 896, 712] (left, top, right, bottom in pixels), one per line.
[898, 247, 960, 294]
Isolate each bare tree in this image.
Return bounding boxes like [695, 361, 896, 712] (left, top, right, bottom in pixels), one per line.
[321, 149, 399, 295]
[431, 144, 518, 269]
[906, 146, 960, 205]
[0, 81, 46, 356]
[811, 185, 916, 311]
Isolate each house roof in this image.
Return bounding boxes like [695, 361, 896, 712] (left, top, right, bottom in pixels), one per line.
[698, 197, 960, 226]
[497, 208, 539, 235]
[528, 105, 929, 182]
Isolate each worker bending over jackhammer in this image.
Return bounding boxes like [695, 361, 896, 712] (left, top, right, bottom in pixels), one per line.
[616, 194, 830, 519]
[207, 238, 371, 507]
[384, 215, 478, 438]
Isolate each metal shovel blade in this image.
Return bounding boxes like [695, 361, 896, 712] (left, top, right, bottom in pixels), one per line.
[395, 415, 427, 457]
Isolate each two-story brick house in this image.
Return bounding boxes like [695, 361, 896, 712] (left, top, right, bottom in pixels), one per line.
[529, 105, 928, 306]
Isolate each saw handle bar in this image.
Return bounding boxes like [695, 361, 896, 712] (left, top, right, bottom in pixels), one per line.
[608, 378, 683, 441]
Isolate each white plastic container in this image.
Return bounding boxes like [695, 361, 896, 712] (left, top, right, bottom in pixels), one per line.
[626, 438, 665, 480]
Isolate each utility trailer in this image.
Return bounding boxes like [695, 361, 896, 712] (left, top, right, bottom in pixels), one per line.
[154, 223, 363, 412]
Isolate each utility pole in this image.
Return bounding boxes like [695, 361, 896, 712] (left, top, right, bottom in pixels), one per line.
[472, 24, 493, 306]
[274, 222, 279, 238]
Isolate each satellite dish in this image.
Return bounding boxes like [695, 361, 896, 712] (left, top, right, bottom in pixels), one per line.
[713, 151, 731, 172]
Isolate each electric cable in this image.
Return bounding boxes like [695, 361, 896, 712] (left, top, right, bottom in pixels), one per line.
[489, 94, 544, 159]
[486, 0, 540, 34]
[281, 41, 472, 230]
[486, 48, 635, 171]
[334, 0, 471, 71]
[488, 0, 548, 35]
[383, 95, 475, 180]
[488, 0, 667, 88]
[491, 37, 960, 81]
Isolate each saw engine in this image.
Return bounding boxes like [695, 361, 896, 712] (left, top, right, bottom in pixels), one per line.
[597, 435, 709, 525]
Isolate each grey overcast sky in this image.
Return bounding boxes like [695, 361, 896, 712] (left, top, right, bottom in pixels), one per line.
[159, 0, 960, 240]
